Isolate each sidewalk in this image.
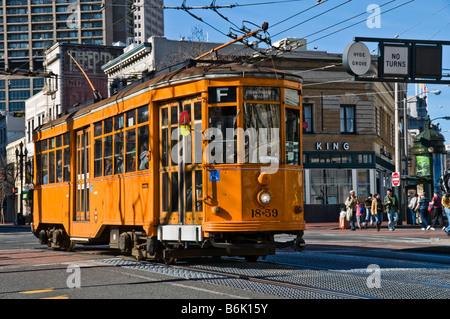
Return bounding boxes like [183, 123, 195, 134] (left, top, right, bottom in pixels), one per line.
[0, 223, 31, 232]
[304, 221, 450, 248]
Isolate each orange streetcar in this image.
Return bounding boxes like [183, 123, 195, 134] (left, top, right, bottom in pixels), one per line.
[32, 62, 305, 263]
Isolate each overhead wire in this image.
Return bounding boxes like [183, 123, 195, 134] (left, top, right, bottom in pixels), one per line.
[393, 3, 450, 39]
[298, 0, 415, 49]
[302, 0, 396, 41]
[180, 0, 230, 38]
[271, 0, 352, 38]
[270, 0, 329, 29]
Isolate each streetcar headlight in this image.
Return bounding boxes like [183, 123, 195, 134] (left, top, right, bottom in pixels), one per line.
[258, 190, 272, 205]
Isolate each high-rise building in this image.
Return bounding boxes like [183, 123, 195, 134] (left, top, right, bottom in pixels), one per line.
[0, 0, 164, 114]
[133, 0, 164, 44]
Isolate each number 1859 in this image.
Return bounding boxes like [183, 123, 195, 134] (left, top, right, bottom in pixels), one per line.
[251, 208, 278, 218]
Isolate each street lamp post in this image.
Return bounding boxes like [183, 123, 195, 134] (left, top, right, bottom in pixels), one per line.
[15, 141, 27, 226]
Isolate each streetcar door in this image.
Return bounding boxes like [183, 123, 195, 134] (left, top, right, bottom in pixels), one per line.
[159, 98, 203, 226]
[75, 128, 90, 221]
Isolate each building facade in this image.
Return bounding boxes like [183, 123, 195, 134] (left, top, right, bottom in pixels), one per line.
[133, 0, 164, 44]
[0, 0, 164, 115]
[102, 36, 255, 96]
[25, 43, 124, 155]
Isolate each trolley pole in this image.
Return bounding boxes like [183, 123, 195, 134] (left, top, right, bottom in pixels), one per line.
[195, 22, 269, 60]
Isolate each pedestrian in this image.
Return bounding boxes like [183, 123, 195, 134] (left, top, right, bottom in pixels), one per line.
[356, 204, 364, 230]
[442, 193, 450, 236]
[345, 190, 358, 231]
[384, 188, 399, 231]
[364, 194, 374, 228]
[415, 192, 431, 230]
[430, 191, 444, 231]
[371, 193, 384, 231]
[408, 192, 418, 225]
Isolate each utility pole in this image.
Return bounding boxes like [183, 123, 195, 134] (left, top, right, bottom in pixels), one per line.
[15, 141, 27, 225]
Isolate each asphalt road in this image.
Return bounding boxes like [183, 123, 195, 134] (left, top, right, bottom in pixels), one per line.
[0, 223, 449, 307]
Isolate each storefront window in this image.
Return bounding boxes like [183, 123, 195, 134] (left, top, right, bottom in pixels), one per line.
[357, 169, 370, 198]
[310, 169, 352, 204]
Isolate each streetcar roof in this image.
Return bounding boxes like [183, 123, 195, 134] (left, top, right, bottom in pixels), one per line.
[37, 62, 302, 133]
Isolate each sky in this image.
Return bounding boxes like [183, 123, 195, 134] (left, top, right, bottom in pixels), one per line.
[163, 0, 450, 142]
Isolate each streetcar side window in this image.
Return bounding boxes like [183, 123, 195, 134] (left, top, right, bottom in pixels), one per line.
[138, 125, 149, 170]
[92, 105, 150, 177]
[49, 151, 55, 183]
[35, 134, 70, 185]
[125, 129, 136, 172]
[138, 105, 148, 123]
[42, 153, 48, 184]
[114, 114, 124, 130]
[286, 108, 300, 165]
[114, 132, 124, 174]
[94, 122, 102, 137]
[63, 148, 70, 182]
[56, 149, 62, 182]
[42, 139, 47, 151]
[104, 118, 113, 134]
[126, 109, 135, 127]
[94, 138, 102, 177]
[103, 135, 113, 176]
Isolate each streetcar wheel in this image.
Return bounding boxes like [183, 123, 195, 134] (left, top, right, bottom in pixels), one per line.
[51, 229, 62, 250]
[119, 232, 132, 255]
[39, 230, 48, 245]
[66, 240, 75, 252]
[164, 257, 175, 265]
[294, 237, 306, 252]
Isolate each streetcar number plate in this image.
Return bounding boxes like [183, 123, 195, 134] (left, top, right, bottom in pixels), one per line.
[251, 208, 278, 218]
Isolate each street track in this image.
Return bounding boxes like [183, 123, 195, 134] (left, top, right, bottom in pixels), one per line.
[101, 256, 377, 299]
[100, 247, 450, 299]
[168, 259, 372, 299]
[2, 231, 449, 299]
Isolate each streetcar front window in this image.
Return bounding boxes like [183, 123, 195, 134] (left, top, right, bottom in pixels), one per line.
[243, 103, 280, 164]
[207, 106, 237, 164]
